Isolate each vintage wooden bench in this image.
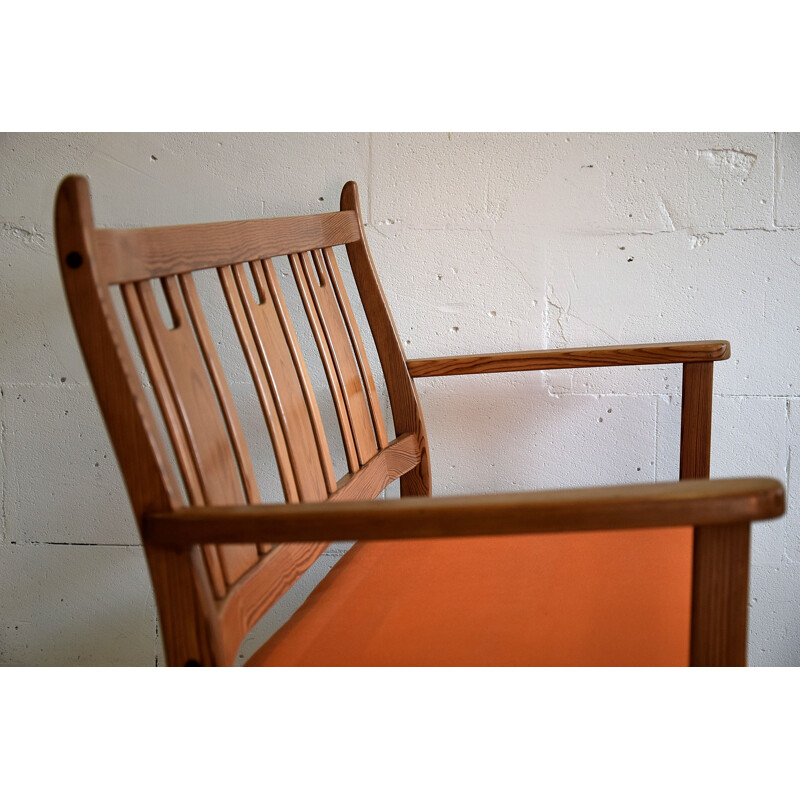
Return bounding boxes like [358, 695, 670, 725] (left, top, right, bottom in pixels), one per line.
[55, 175, 784, 666]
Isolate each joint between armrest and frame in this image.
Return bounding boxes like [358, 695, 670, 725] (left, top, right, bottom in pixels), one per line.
[406, 340, 730, 378]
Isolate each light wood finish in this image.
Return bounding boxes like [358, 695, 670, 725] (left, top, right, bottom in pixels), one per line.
[143, 477, 783, 546]
[94, 211, 361, 284]
[323, 246, 389, 450]
[218, 264, 299, 504]
[56, 175, 784, 666]
[230, 259, 334, 500]
[331, 433, 421, 502]
[215, 433, 422, 664]
[291, 249, 381, 466]
[681, 361, 714, 480]
[406, 340, 730, 378]
[341, 181, 432, 497]
[125, 277, 260, 588]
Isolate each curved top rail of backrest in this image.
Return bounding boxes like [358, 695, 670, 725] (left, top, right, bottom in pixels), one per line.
[94, 211, 362, 284]
[55, 174, 433, 663]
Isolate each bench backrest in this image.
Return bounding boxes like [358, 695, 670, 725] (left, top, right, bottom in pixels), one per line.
[55, 176, 430, 665]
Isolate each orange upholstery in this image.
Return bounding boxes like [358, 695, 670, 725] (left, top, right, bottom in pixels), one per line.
[248, 526, 694, 667]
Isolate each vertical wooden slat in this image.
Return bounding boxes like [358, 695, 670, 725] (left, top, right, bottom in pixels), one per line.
[127, 278, 260, 589]
[179, 273, 273, 557]
[306, 249, 378, 464]
[229, 261, 331, 501]
[680, 361, 713, 479]
[288, 251, 360, 472]
[219, 265, 299, 505]
[323, 246, 389, 449]
[121, 282, 227, 599]
[122, 283, 205, 505]
[690, 522, 751, 666]
[179, 273, 261, 505]
[254, 258, 338, 495]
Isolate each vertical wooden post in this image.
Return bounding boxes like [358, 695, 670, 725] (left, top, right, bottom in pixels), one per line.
[690, 523, 751, 666]
[680, 361, 714, 480]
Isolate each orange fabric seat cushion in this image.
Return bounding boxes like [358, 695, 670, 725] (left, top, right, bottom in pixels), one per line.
[247, 526, 694, 667]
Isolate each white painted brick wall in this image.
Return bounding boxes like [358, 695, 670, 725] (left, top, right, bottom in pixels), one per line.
[1, 132, 796, 666]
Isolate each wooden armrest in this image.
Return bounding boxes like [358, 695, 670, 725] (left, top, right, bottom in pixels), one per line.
[406, 340, 730, 378]
[143, 477, 782, 546]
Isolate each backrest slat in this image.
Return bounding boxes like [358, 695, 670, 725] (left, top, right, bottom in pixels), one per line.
[218, 264, 300, 505]
[121, 282, 205, 504]
[57, 176, 431, 664]
[229, 261, 332, 501]
[125, 277, 260, 588]
[323, 246, 390, 449]
[179, 273, 273, 558]
[289, 251, 361, 473]
[121, 282, 229, 598]
[179, 273, 262, 506]
[300, 249, 379, 465]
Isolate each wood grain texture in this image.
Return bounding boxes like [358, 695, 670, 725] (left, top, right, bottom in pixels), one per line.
[215, 434, 421, 664]
[58, 175, 782, 667]
[680, 361, 714, 480]
[341, 181, 432, 497]
[128, 277, 260, 587]
[145, 543, 222, 667]
[230, 261, 332, 501]
[288, 251, 361, 473]
[324, 247, 389, 449]
[56, 176, 182, 520]
[94, 211, 361, 284]
[179, 273, 261, 506]
[121, 281, 227, 597]
[143, 477, 784, 546]
[331, 433, 421, 502]
[216, 541, 330, 666]
[406, 341, 730, 378]
[219, 264, 299, 504]
[690, 522, 751, 666]
[299, 249, 378, 465]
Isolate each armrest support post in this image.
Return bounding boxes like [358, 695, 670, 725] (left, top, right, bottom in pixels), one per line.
[680, 361, 714, 479]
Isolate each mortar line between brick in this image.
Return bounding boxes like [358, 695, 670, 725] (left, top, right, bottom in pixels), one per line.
[6, 380, 799, 402]
[7, 541, 141, 547]
[538, 392, 798, 399]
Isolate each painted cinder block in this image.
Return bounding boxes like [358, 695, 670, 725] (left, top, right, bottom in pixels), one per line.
[416, 373, 658, 496]
[371, 133, 773, 235]
[367, 226, 547, 360]
[537, 230, 799, 397]
[5, 385, 138, 545]
[0, 542, 156, 666]
[748, 564, 800, 666]
[0, 132, 370, 232]
[775, 132, 800, 228]
[1, 132, 797, 665]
